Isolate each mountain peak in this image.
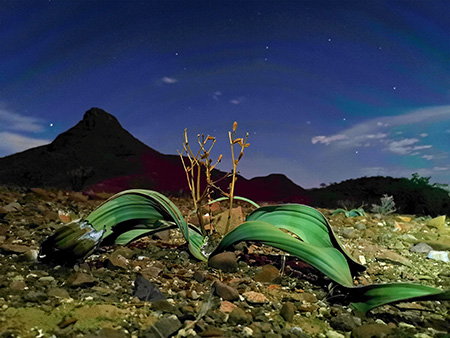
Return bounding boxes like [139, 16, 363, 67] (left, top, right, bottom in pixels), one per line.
[81, 107, 121, 130]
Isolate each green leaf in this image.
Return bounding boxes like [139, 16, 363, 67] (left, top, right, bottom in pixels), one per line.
[207, 196, 260, 209]
[87, 189, 189, 242]
[246, 204, 365, 274]
[346, 283, 450, 312]
[214, 220, 355, 287]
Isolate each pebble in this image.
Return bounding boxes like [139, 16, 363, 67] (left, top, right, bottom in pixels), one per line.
[208, 252, 237, 272]
[228, 306, 252, 325]
[280, 301, 296, 322]
[133, 275, 165, 302]
[106, 254, 128, 270]
[342, 228, 356, 239]
[9, 280, 26, 291]
[354, 222, 366, 230]
[48, 287, 71, 299]
[351, 323, 392, 338]
[330, 313, 358, 331]
[427, 250, 449, 262]
[142, 315, 182, 338]
[254, 264, 281, 283]
[410, 242, 433, 253]
[213, 280, 240, 301]
[242, 291, 268, 304]
[66, 272, 97, 287]
[326, 331, 345, 338]
[220, 300, 237, 313]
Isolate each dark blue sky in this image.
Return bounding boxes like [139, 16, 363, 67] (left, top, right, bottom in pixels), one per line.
[1, 0, 449, 188]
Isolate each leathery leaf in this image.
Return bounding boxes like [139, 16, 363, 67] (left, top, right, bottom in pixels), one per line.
[246, 204, 365, 274]
[213, 220, 355, 287]
[346, 283, 450, 312]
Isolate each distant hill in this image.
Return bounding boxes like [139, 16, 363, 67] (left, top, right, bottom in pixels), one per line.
[1, 108, 448, 215]
[0, 108, 309, 203]
[309, 176, 450, 216]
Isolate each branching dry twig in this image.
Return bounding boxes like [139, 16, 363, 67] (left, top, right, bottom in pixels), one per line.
[179, 122, 249, 237]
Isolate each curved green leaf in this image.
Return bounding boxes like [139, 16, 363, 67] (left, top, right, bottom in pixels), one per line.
[246, 204, 365, 274]
[87, 189, 189, 242]
[346, 283, 450, 312]
[214, 220, 355, 287]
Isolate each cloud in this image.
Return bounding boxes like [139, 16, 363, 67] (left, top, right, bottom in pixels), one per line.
[311, 134, 348, 145]
[362, 133, 388, 139]
[0, 131, 50, 156]
[212, 91, 222, 100]
[386, 138, 432, 155]
[0, 108, 46, 132]
[230, 99, 240, 105]
[311, 105, 450, 157]
[161, 76, 178, 84]
[387, 138, 419, 154]
[422, 155, 434, 160]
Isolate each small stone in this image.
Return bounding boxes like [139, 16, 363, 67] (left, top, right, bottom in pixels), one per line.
[254, 264, 281, 283]
[220, 300, 237, 313]
[326, 331, 345, 338]
[66, 272, 97, 287]
[426, 215, 446, 228]
[377, 249, 410, 266]
[243, 327, 253, 336]
[151, 299, 179, 314]
[39, 276, 55, 283]
[351, 323, 392, 338]
[18, 249, 38, 262]
[354, 223, 366, 230]
[142, 315, 182, 338]
[106, 254, 128, 270]
[297, 292, 317, 303]
[228, 307, 252, 325]
[193, 270, 206, 283]
[410, 243, 433, 253]
[242, 291, 268, 304]
[9, 280, 26, 291]
[24, 290, 48, 303]
[3, 202, 21, 212]
[0, 243, 31, 254]
[133, 275, 165, 302]
[213, 280, 239, 301]
[140, 266, 163, 280]
[342, 228, 356, 239]
[112, 246, 135, 259]
[330, 313, 358, 331]
[280, 301, 296, 322]
[68, 192, 89, 203]
[198, 327, 225, 337]
[427, 250, 449, 262]
[48, 287, 71, 298]
[153, 229, 171, 241]
[208, 252, 237, 272]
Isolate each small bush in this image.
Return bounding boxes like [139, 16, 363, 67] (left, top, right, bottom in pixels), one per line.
[371, 194, 396, 215]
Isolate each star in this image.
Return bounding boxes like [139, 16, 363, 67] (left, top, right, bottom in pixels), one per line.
[50, 123, 54, 127]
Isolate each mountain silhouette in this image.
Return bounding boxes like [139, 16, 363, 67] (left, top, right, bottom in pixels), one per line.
[2, 107, 447, 214]
[0, 108, 309, 203]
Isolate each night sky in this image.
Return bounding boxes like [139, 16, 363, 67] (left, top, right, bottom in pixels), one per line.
[1, 0, 449, 188]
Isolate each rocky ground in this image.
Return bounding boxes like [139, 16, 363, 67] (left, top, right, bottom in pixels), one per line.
[0, 187, 449, 338]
